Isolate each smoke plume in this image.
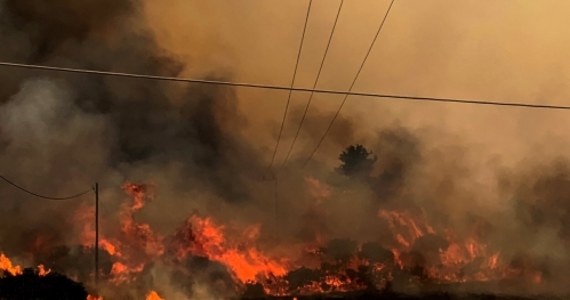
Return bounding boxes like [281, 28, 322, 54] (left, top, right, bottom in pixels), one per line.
[0, 0, 569, 299]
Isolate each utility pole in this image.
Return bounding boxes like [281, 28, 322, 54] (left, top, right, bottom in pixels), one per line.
[94, 182, 99, 290]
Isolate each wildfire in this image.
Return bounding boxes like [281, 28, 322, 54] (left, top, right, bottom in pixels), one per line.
[376, 209, 527, 283]
[173, 215, 288, 283]
[145, 290, 164, 300]
[37, 264, 51, 276]
[99, 239, 120, 257]
[0, 253, 22, 276]
[0, 254, 51, 277]
[122, 182, 154, 212]
[3, 180, 548, 298]
[75, 183, 164, 285]
[378, 209, 435, 249]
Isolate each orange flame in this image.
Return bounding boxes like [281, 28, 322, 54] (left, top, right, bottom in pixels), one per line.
[377, 209, 519, 283]
[145, 290, 164, 300]
[0, 253, 22, 276]
[76, 183, 163, 285]
[122, 182, 154, 212]
[55, 183, 549, 296]
[379, 209, 435, 249]
[173, 215, 288, 283]
[37, 264, 51, 276]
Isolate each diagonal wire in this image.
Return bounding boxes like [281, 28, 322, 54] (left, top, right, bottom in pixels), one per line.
[281, 0, 345, 168]
[303, 0, 396, 167]
[0, 175, 93, 200]
[268, 0, 314, 174]
[1, 62, 570, 110]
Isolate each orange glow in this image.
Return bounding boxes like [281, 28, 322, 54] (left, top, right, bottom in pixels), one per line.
[9, 182, 544, 297]
[119, 183, 164, 258]
[65, 187, 546, 296]
[377, 209, 519, 283]
[145, 290, 164, 300]
[75, 203, 96, 247]
[378, 210, 434, 249]
[488, 253, 500, 269]
[305, 176, 332, 201]
[99, 239, 120, 256]
[109, 262, 145, 284]
[0, 253, 22, 276]
[173, 215, 288, 283]
[37, 264, 51, 276]
[86, 183, 163, 285]
[122, 182, 154, 212]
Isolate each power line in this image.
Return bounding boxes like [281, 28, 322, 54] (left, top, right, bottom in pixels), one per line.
[0, 175, 93, 201]
[269, 1, 314, 241]
[268, 0, 313, 173]
[281, 0, 345, 168]
[0, 173, 99, 290]
[1, 61, 570, 111]
[304, 0, 396, 167]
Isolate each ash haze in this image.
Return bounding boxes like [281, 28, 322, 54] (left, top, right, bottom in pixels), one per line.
[0, 0, 569, 299]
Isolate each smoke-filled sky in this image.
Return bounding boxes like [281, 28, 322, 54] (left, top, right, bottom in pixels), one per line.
[1, 0, 570, 297]
[4, 0, 570, 177]
[145, 0, 570, 167]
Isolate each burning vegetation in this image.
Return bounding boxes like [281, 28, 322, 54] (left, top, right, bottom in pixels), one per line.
[1, 173, 565, 299]
[1, 0, 570, 299]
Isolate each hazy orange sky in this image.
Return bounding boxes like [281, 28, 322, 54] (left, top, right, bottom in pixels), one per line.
[1, 3, 569, 295]
[143, 0, 570, 168]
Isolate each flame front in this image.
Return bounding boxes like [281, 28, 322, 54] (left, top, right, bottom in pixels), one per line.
[0, 253, 50, 277]
[172, 215, 288, 283]
[2, 181, 552, 298]
[0, 253, 22, 276]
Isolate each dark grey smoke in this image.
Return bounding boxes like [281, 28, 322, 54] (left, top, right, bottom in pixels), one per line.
[0, 0, 569, 298]
[0, 0, 260, 203]
[2, 0, 133, 59]
[370, 127, 421, 201]
[514, 161, 570, 243]
[0, 1, 263, 295]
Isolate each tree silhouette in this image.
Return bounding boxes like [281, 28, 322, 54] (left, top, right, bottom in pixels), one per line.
[337, 144, 377, 178]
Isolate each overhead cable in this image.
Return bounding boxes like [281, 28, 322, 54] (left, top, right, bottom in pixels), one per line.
[268, 0, 314, 172]
[281, 0, 345, 168]
[304, 0, 397, 167]
[0, 175, 93, 201]
[0, 62, 569, 111]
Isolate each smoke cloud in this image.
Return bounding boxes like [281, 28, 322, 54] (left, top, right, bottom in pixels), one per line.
[0, 0, 569, 298]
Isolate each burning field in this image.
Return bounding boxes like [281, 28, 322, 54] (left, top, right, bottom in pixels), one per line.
[1, 0, 570, 299]
[1, 179, 568, 299]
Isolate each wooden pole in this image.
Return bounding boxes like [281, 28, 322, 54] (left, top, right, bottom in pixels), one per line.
[94, 182, 99, 289]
